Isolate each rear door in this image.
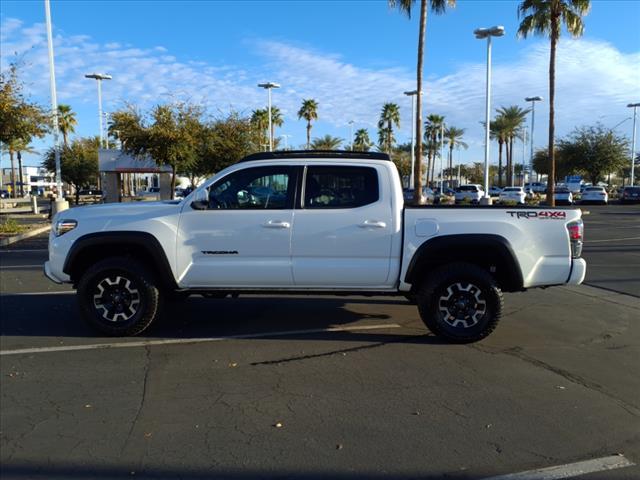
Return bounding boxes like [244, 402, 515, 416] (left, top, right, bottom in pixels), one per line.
[291, 164, 394, 287]
[177, 165, 299, 288]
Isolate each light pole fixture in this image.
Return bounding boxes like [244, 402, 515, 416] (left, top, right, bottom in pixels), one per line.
[628, 103, 640, 186]
[85, 73, 112, 148]
[404, 90, 419, 189]
[475, 25, 505, 204]
[257, 82, 280, 152]
[525, 96, 543, 184]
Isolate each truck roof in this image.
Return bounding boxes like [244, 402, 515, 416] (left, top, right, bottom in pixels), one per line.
[240, 150, 391, 163]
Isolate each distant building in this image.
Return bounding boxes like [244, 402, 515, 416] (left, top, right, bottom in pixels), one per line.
[1, 166, 56, 196]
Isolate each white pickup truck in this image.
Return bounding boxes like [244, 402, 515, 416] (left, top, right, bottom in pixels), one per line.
[45, 151, 586, 343]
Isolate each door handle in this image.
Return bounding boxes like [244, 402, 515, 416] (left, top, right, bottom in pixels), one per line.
[359, 220, 387, 229]
[263, 220, 291, 229]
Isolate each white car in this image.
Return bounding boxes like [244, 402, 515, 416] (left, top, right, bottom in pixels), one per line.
[455, 184, 484, 203]
[45, 150, 586, 343]
[580, 186, 608, 204]
[488, 186, 502, 197]
[554, 187, 573, 205]
[499, 187, 526, 205]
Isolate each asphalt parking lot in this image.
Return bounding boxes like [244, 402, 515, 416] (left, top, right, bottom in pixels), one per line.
[1, 203, 638, 479]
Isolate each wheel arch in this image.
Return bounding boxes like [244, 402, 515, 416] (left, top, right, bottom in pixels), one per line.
[63, 231, 178, 290]
[405, 234, 524, 292]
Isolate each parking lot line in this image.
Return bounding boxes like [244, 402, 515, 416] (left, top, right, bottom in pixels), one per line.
[0, 249, 48, 253]
[0, 264, 43, 269]
[481, 454, 635, 480]
[0, 291, 74, 296]
[0, 323, 403, 356]
[584, 236, 640, 243]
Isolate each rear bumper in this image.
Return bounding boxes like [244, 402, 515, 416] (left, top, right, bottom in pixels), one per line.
[567, 258, 587, 285]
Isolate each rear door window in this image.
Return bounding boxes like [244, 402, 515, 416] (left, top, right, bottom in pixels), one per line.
[303, 166, 379, 209]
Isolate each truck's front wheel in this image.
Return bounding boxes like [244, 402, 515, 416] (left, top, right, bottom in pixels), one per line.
[77, 257, 161, 336]
[417, 263, 503, 343]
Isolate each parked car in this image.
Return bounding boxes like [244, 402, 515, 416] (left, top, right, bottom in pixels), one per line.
[499, 187, 526, 205]
[488, 186, 502, 197]
[137, 187, 161, 201]
[403, 187, 435, 204]
[554, 187, 573, 205]
[45, 150, 586, 343]
[620, 186, 640, 204]
[454, 184, 484, 204]
[525, 182, 547, 194]
[433, 187, 454, 204]
[77, 189, 104, 204]
[0, 189, 9, 198]
[580, 186, 608, 205]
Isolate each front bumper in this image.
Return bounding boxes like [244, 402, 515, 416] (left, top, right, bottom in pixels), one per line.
[567, 258, 587, 285]
[44, 261, 66, 284]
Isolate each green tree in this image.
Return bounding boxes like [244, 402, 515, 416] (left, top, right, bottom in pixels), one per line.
[109, 103, 203, 199]
[424, 114, 445, 185]
[443, 126, 467, 182]
[353, 128, 372, 152]
[270, 106, 284, 148]
[559, 124, 629, 185]
[490, 116, 509, 187]
[310, 135, 343, 150]
[297, 99, 319, 149]
[250, 108, 269, 150]
[389, 0, 456, 203]
[57, 104, 77, 147]
[378, 102, 401, 154]
[518, 0, 591, 205]
[496, 105, 530, 186]
[0, 62, 50, 197]
[42, 137, 99, 204]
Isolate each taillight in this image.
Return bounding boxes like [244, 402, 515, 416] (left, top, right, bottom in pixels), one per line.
[567, 220, 583, 258]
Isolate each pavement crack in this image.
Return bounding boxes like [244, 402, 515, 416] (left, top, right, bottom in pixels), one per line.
[500, 347, 640, 418]
[121, 346, 151, 454]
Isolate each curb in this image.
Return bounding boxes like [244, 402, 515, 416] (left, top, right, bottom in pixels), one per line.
[0, 224, 51, 247]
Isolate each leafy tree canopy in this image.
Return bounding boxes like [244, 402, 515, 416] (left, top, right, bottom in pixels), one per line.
[42, 137, 99, 203]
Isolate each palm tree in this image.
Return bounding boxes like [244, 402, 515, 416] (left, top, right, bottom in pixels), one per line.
[490, 116, 509, 187]
[297, 99, 319, 149]
[310, 135, 343, 150]
[444, 126, 467, 182]
[424, 114, 445, 185]
[270, 106, 284, 148]
[378, 103, 401, 154]
[388, 0, 456, 203]
[2, 139, 36, 197]
[518, 0, 590, 205]
[353, 129, 372, 152]
[57, 104, 77, 147]
[496, 105, 530, 185]
[251, 109, 269, 149]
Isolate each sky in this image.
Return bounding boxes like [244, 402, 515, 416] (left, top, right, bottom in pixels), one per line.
[1, 0, 639, 168]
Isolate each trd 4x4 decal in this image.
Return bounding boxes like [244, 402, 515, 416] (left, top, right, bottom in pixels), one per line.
[506, 211, 567, 219]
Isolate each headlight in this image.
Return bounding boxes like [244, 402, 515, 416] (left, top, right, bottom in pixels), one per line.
[54, 219, 77, 236]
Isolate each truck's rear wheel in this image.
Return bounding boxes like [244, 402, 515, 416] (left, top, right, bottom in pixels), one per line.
[77, 257, 161, 336]
[416, 262, 502, 343]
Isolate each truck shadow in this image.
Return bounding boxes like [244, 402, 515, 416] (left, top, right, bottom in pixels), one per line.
[0, 293, 443, 345]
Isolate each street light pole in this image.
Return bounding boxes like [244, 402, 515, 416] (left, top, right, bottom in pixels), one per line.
[525, 96, 542, 184]
[475, 26, 504, 204]
[440, 123, 445, 195]
[280, 134, 291, 150]
[348, 120, 354, 151]
[404, 90, 418, 189]
[85, 73, 112, 148]
[258, 82, 281, 152]
[628, 103, 639, 186]
[44, 0, 67, 212]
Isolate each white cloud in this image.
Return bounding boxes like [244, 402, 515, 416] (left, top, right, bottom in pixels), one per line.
[1, 16, 638, 166]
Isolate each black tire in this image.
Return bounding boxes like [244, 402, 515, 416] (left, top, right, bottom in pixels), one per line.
[416, 262, 503, 343]
[77, 256, 161, 336]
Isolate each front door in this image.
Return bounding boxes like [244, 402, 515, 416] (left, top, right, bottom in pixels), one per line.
[177, 165, 298, 288]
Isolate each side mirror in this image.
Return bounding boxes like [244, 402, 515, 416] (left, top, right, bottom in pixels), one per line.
[191, 200, 208, 210]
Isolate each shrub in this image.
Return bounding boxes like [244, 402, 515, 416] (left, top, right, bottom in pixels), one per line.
[0, 217, 25, 234]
